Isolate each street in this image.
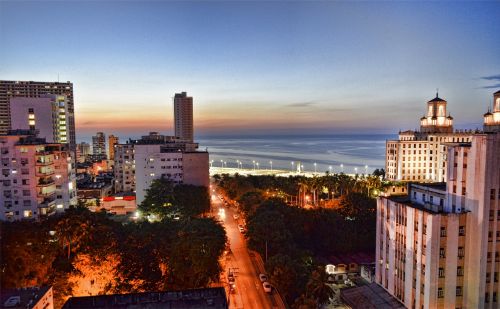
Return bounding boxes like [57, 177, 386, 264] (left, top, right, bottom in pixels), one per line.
[211, 189, 286, 309]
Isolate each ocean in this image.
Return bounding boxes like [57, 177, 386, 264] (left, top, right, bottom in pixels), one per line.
[77, 133, 395, 174]
[197, 134, 395, 174]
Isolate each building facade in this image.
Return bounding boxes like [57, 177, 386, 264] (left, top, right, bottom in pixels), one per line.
[9, 95, 70, 144]
[114, 132, 209, 204]
[92, 132, 106, 157]
[174, 92, 194, 142]
[385, 93, 475, 182]
[0, 80, 76, 150]
[76, 142, 91, 163]
[0, 131, 77, 221]
[376, 91, 500, 308]
[108, 134, 119, 161]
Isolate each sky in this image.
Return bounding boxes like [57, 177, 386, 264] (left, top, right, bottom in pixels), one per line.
[1, 1, 499, 140]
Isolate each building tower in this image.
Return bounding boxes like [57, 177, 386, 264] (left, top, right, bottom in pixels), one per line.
[0, 80, 76, 151]
[483, 90, 500, 133]
[92, 132, 106, 157]
[108, 134, 119, 161]
[420, 92, 454, 133]
[9, 95, 70, 144]
[174, 92, 193, 142]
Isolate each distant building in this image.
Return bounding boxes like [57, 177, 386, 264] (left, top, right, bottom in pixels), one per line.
[108, 134, 119, 161]
[114, 132, 209, 205]
[9, 95, 70, 144]
[483, 90, 500, 133]
[0, 286, 54, 309]
[376, 91, 500, 308]
[91, 193, 136, 216]
[174, 92, 194, 142]
[0, 80, 76, 151]
[0, 131, 77, 221]
[76, 142, 91, 163]
[92, 132, 106, 157]
[385, 93, 476, 182]
[62, 287, 228, 309]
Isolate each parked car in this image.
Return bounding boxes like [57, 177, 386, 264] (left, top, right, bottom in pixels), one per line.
[233, 214, 239, 220]
[259, 274, 268, 282]
[262, 282, 272, 293]
[238, 225, 245, 233]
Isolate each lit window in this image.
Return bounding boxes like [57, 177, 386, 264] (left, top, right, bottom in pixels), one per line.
[56, 204, 63, 209]
[150, 173, 155, 177]
[28, 120, 35, 126]
[23, 210, 32, 218]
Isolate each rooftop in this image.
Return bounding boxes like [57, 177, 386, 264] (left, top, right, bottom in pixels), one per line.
[340, 283, 405, 309]
[62, 287, 228, 309]
[1, 286, 52, 309]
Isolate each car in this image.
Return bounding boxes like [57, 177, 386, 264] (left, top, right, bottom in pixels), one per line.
[262, 282, 272, 293]
[233, 214, 239, 220]
[238, 225, 245, 233]
[259, 274, 268, 282]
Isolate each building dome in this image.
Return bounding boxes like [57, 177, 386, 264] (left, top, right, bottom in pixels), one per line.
[447, 115, 454, 120]
[484, 111, 493, 117]
[428, 92, 446, 102]
[494, 89, 500, 95]
[420, 116, 426, 120]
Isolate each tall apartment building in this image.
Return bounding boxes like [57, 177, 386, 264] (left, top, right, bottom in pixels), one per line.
[174, 92, 194, 142]
[376, 91, 500, 308]
[386, 93, 475, 182]
[9, 95, 70, 144]
[0, 80, 76, 150]
[1, 131, 77, 221]
[114, 132, 209, 204]
[484, 90, 500, 133]
[108, 134, 119, 161]
[76, 142, 91, 163]
[92, 132, 106, 157]
[114, 143, 135, 193]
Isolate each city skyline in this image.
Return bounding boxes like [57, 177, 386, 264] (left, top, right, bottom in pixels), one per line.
[1, 1, 499, 139]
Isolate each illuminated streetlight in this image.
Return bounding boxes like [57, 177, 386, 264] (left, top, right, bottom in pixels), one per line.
[253, 160, 256, 171]
[340, 164, 344, 173]
[314, 162, 317, 173]
[354, 167, 358, 174]
[220, 159, 224, 168]
[365, 165, 368, 175]
[329, 165, 332, 173]
[270, 161, 273, 171]
[291, 161, 295, 172]
[256, 162, 260, 170]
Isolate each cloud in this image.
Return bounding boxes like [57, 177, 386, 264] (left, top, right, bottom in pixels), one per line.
[285, 101, 318, 108]
[481, 74, 500, 81]
[480, 83, 500, 89]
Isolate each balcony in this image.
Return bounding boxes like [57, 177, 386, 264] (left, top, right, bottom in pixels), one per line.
[35, 169, 55, 177]
[37, 187, 56, 198]
[37, 178, 55, 187]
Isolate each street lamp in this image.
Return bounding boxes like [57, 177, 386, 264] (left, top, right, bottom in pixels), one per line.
[329, 165, 332, 173]
[365, 165, 368, 175]
[210, 160, 214, 168]
[252, 160, 256, 171]
[291, 161, 295, 172]
[256, 162, 259, 170]
[220, 159, 224, 168]
[340, 164, 344, 173]
[270, 161, 273, 171]
[354, 167, 358, 174]
[314, 162, 317, 173]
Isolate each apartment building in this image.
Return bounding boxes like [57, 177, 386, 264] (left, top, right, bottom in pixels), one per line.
[108, 134, 119, 161]
[1, 131, 77, 221]
[174, 92, 194, 142]
[114, 132, 209, 205]
[92, 132, 106, 158]
[0, 80, 76, 150]
[9, 95, 70, 144]
[385, 93, 475, 182]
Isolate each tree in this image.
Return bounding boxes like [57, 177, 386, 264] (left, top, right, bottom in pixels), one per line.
[168, 218, 227, 288]
[138, 177, 175, 219]
[305, 267, 333, 307]
[237, 190, 264, 216]
[173, 184, 210, 217]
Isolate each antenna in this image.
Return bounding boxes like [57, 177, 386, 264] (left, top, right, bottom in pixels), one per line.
[436, 88, 439, 98]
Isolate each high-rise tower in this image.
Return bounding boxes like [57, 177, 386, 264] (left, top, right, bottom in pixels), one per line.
[0, 80, 76, 151]
[174, 92, 193, 142]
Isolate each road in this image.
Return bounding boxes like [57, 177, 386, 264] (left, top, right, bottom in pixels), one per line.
[211, 189, 286, 309]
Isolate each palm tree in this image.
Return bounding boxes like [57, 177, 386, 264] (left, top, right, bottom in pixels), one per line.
[306, 267, 334, 308]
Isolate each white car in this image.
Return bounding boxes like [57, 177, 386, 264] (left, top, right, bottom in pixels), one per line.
[259, 274, 268, 282]
[238, 225, 245, 233]
[233, 214, 239, 220]
[262, 282, 272, 293]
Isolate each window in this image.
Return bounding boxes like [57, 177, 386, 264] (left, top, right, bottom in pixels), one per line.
[459, 226, 465, 236]
[457, 266, 463, 277]
[440, 227, 446, 237]
[491, 189, 496, 200]
[440, 248, 446, 258]
[439, 268, 444, 278]
[456, 286, 462, 296]
[458, 247, 464, 258]
[438, 288, 444, 298]
[22, 190, 30, 196]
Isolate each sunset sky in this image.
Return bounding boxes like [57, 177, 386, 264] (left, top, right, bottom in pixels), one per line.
[1, 1, 499, 139]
